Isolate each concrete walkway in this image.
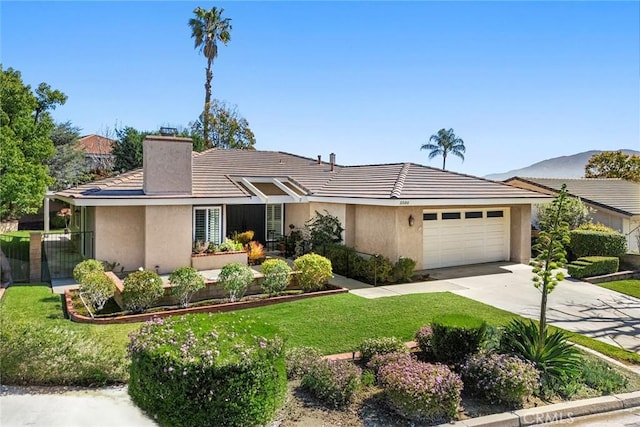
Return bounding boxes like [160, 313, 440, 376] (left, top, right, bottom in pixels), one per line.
[349, 263, 640, 353]
[0, 386, 156, 427]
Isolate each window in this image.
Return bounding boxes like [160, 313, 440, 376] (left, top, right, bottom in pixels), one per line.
[423, 213, 437, 221]
[266, 204, 283, 240]
[442, 212, 461, 220]
[465, 211, 483, 219]
[193, 207, 222, 244]
[487, 210, 504, 218]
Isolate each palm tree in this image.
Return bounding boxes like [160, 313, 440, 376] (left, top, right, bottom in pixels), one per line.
[420, 128, 466, 170]
[189, 6, 232, 149]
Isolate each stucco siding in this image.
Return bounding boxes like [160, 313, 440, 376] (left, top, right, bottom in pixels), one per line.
[509, 205, 531, 263]
[395, 206, 424, 269]
[285, 204, 310, 230]
[354, 205, 398, 260]
[144, 205, 192, 274]
[94, 206, 144, 271]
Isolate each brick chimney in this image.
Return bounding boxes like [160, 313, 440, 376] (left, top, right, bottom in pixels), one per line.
[143, 135, 192, 195]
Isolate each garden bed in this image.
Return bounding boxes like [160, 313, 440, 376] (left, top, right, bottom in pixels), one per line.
[64, 284, 347, 324]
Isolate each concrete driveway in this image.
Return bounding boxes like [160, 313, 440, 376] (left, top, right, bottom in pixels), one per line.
[349, 263, 640, 353]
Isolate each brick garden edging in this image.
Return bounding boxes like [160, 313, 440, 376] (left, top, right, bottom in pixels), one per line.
[65, 284, 347, 325]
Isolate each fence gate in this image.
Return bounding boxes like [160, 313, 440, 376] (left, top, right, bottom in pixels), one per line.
[42, 231, 94, 281]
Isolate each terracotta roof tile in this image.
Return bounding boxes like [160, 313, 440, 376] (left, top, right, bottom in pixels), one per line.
[77, 134, 115, 155]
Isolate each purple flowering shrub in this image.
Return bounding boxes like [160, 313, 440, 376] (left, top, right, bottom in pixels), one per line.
[301, 359, 362, 408]
[285, 346, 322, 379]
[462, 351, 539, 406]
[358, 336, 408, 364]
[378, 358, 463, 422]
[414, 325, 434, 360]
[127, 313, 286, 427]
[367, 351, 414, 379]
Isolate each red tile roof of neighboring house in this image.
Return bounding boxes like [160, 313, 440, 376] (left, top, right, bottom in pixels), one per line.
[56, 149, 550, 204]
[77, 134, 115, 156]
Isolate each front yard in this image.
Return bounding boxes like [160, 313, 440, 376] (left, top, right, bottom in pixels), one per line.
[1, 284, 639, 387]
[599, 279, 640, 299]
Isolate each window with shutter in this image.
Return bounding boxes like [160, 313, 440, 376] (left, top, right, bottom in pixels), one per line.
[193, 207, 222, 244]
[266, 204, 283, 240]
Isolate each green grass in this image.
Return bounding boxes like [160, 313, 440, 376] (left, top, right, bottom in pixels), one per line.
[1, 284, 639, 386]
[598, 280, 640, 299]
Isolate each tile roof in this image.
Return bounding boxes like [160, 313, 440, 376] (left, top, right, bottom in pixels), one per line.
[77, 135, 115, 155]
[506, 177, 640, 216]
[57, 149, 549, 202]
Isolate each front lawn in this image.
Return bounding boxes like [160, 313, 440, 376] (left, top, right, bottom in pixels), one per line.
[1, 284, 639, 386]
[598, 279, 640, 299]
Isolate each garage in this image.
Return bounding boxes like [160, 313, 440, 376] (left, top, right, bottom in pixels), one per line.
[422, 208, 510, 269]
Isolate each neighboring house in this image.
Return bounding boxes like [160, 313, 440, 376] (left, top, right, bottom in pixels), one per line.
[53, 136, 549, 274]
[77, 134, 115, 171]
[505, 177, 640, 253]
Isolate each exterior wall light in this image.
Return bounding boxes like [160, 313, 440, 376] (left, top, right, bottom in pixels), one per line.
[408, 214, 415, 227]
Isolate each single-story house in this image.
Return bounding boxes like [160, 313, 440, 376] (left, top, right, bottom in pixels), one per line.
[77, 134, 116, 171]
[53, 136, 550, 274]
[505, 177, 640, 253]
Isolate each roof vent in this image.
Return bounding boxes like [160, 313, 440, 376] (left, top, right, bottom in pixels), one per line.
[317, 155, 322, 164]
[159, 127, 178, 136]
[330, 153, 336, 172]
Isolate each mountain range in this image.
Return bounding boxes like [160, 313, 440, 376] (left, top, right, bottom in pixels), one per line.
[485, 149, 640, 181]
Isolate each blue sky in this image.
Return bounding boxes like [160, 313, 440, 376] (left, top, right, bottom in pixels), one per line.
[2, 1, 638, 177]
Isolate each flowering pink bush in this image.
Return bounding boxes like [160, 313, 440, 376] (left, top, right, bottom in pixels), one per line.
[378, 358, 462, 422]
[414, 325, 434, 359]
[301, 359, 362, 408]
[462, 351, 539, 406]
[367, 351, 414, 379]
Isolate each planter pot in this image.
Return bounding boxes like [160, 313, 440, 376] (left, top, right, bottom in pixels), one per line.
[191, 251, 248, 270]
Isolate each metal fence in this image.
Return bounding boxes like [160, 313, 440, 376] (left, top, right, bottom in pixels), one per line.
[0, 233, 30, 283]
[42, 231, 94, 281]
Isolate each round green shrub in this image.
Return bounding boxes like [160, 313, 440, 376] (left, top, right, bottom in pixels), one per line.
[73, 259, 104, 283]
[168, 266, 205, 307]
[128, 314, 286, 427]
[358, 336, 408, 364]
[79, 271, 115, 312]
[462, 351, 539, 406]
[122, 269, 164, 313]
[301, 359, 361, 408]
[218, 262, 254, 302]
[260, 259, 292, 296]
[378, 358, 462, 422]
[431, 315, 488, 365]
[293, 253, 332, 292]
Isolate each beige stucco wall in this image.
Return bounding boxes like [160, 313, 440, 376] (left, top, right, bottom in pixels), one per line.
[143, 137, 192, 195]
[509, 205, 532, 263]
[144, 205, 192, 274]
[285, 203, 310, 230]
[395, 206, 425, 268]
[345, 204, 356, 247]
[309, 202, 347, 242]
[354, 205, 399, 260]
[94, 206, 145, 271]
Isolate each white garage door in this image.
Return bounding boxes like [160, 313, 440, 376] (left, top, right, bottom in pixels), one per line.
[422, 208, 510, 269]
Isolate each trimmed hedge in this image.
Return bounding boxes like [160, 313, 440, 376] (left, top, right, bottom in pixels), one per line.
[431, 315, 488, 365]
[128, 314, 286, 427]
[569, 230, 626, 258]
[568, 256, 619, 279]
[301, 359, 362, 408]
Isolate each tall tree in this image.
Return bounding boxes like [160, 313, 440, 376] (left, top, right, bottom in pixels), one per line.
[0, 67, 60, 221]
[34, 82, 67, 125]
[189, 99, 255, 151]
[47, 122, 92, 190]
[584, 151, 640, 182]
[420, 128, 466, 170]
[112, 127, 148, 173]
[189, 6, 232, 150]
